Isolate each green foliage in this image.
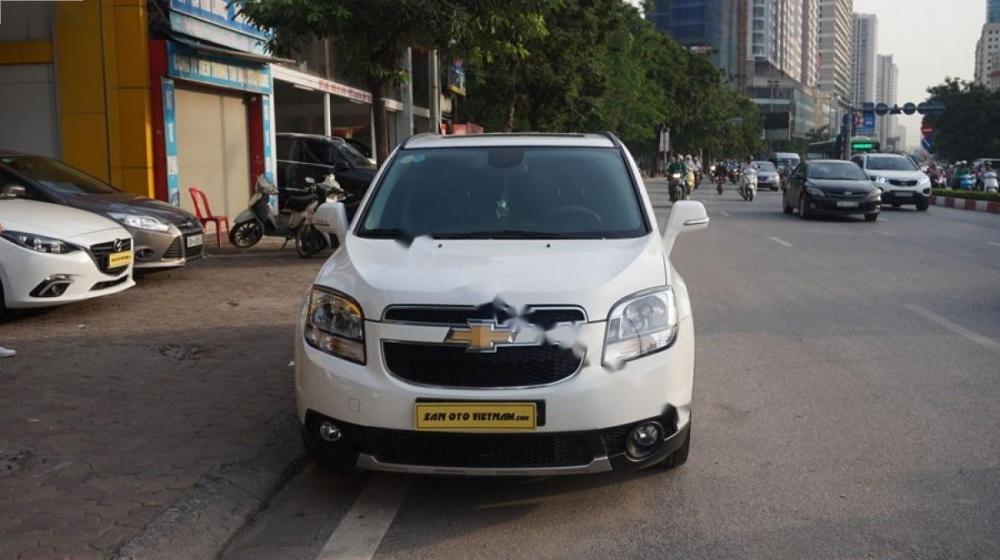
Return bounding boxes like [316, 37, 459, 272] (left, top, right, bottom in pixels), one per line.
[460, 0, 763, 162]
[926, 78, 1000, 161]
[931, 189, 1000, 202]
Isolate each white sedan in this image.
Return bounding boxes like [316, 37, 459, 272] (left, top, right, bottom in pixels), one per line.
[0, 190, 135, 314]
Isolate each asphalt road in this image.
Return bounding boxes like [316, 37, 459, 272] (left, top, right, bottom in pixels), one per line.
[223, 180, 1000, 560]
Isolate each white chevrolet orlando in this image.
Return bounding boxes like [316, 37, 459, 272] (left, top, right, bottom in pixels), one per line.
[296, 133, 708, 475]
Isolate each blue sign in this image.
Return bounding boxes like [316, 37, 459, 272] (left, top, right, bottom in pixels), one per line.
[921, 137, 935, 153]
[162, 78, 180, 207]
[169, 0, 266, 39]
[166, 41, 271, 94]
[858, 112, 876, 135]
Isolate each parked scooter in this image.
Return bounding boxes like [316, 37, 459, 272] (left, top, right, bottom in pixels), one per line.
[983, 169, 999, 193]
[739, 166, 758, 201]
[229, 174, 343, 257]
[668, 171, 688, 203]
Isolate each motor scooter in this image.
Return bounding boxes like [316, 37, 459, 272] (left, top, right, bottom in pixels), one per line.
[739, 166, 758, 202]
[668, 172, 688, 203]
[229, 174, 343, 256]
[983, 170, 999, 193]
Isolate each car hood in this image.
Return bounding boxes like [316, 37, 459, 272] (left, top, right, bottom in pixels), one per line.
[864, 169, 926, 181]
[315, 234, 669, 320]
[806, 179, 879, 194]
[0, 199, 127, 240]
[64, 192, 200, 227]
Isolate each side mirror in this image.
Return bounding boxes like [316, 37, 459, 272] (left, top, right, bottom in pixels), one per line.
[662, 200, 709, 256]
[0, 184, 27, 198]
[313, 201, 349, 241]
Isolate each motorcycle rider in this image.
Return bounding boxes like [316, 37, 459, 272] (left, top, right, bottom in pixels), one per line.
[739, 156, 757, 199]
[684, 155, 697, 193]
[713, 161, 728, 192]
[666, 155, 689, 200]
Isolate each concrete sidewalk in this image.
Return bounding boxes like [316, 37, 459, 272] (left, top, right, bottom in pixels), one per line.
[0, 241, 318, 559]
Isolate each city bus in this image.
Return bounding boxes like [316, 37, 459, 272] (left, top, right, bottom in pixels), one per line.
[806, 137, 881, 160]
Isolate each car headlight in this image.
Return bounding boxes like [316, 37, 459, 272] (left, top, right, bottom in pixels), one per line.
[870, 176, 888, 184]
[603, 288, 678, 370]
[918, 175, 930, 186]
[0, 230, 79, 254]
[304, 286, 365, 364]
[108, 212, 170, 232]
[671, 173, 682, 179]
[805, 186, 826, 197]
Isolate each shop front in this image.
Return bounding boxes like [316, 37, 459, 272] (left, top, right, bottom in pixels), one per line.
[151, 41, 274, 220]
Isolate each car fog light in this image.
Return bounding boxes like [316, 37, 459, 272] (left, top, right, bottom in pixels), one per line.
[136, 248, 156, 261]
[626, 421, 663, 459]
[318, 421, 342, 442]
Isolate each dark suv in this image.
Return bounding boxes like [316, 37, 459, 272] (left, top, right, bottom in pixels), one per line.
[276, 133, 376, 216]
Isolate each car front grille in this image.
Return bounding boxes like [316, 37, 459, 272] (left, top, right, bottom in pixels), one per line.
[89, 239, 132, 275]
[383, 306, 586, 328]
[889, 179, 918, 187]
[163, 237, 183, 259]
[826, 191, 868, 199]
[383, 342, 583, 388]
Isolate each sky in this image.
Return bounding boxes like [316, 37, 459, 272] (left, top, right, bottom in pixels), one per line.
[852, 0, 984, 148]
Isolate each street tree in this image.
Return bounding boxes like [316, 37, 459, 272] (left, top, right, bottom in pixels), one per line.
[239, 0, 545, 164]
[926, 78, 1000, 161]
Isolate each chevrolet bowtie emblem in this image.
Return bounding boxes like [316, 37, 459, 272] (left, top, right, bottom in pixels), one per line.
[444, 321, 516, 352]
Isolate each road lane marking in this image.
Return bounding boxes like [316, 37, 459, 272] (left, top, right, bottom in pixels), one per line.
[719, 211, 731, 217]
[316, 474, 413, 560]
[768, 236, 793, 247]
[989, 242, 1000, 248]
[873, 230, 895, 237]
[904, 304, 999, 351]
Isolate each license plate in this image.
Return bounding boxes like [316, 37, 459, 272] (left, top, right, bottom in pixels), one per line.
[837, 201, 859, 208]
[186, 234, 203, 248]
[894, 192, 913, 197]
[108, 251, 132, 268]
[415, 402, 537, 431]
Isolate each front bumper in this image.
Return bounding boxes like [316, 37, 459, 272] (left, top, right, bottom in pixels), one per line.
[806, 196, 881, 215]
[130, 226, 206, 269]
[295, 316, 696, 474]
[880, 189, 928, 205]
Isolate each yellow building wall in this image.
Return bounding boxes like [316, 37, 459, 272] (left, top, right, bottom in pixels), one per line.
[53, 0, 154, 198]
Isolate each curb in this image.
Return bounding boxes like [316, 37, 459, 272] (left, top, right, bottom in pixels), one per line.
[929, 195, 1000, 214]
[113, 413, 306, 560]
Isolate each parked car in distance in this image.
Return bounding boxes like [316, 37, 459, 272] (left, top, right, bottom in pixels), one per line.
[783, 160, 882, 221]
[0, 152, 205, 268]
[0, 186, 134, 315]
[851, 153, 931, 211]
[771, 152, 801, 171]
[753, 161, 780, 191]
[297, 132, 708, 475]
[276, 133, 376, 218]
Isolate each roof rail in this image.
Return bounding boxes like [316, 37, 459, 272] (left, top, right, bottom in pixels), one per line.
[599, 131, 624, 149]
[399, 132, 440, 150]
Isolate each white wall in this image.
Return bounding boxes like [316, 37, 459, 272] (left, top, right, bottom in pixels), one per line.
[0, 64, 58, 156]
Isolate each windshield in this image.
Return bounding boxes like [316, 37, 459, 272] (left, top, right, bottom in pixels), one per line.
[0, 156, 119, 195]
[807, 162, 869, 181]
[866, 156, 917, 171]
[358, 147, 647, 239]
[337, 142, 371, 167]
[754, 162, 777, 172]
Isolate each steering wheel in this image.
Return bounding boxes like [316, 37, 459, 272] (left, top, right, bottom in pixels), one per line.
[543, 205, 606, 231]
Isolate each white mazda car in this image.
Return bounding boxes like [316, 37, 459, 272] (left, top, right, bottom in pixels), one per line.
[0, 187, 135, 314]
[295, 133, 708, 475]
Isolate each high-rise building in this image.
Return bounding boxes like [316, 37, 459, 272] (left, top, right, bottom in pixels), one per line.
[989, 0, 1000, 23]
[974, 23, 1000, 90]
[876, 54, 898, 149]
[647, 0, 742, 83]
[852, 13, 878, 105]
[817, 0, 853, 108]
[801, 0, 820, 88]
[750, 0, 805, 82]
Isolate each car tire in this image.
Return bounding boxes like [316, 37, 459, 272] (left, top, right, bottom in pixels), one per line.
[917, 201, 929, 212]
[865, 213, 879, 222]
[798, 196, 810, 219]
[662, 424, 691, 470]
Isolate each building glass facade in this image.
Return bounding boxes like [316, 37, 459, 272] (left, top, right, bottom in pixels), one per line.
[647, 0, 741, 82]
[990, 0, 1000, 23]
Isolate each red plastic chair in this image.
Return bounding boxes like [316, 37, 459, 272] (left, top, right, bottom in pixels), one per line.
[188, 187, 229, 247]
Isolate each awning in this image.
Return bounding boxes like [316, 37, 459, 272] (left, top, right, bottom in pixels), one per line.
[167, 33, 294, 65]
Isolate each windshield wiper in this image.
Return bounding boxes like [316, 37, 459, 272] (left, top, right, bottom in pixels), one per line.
[433, 230, 578, 239]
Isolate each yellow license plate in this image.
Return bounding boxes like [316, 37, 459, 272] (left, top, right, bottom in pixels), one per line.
[108, 251, 132, 268]
[415, 402, 537, 431]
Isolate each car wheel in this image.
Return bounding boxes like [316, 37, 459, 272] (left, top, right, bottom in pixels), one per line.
[865, 213, 879, 222]
[798, 196, 810, 219]
[0, 280, 6, 320]
[662, 423, 691, 470]
[230, 221, 263, 249]
[917, 201, 929, 212]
